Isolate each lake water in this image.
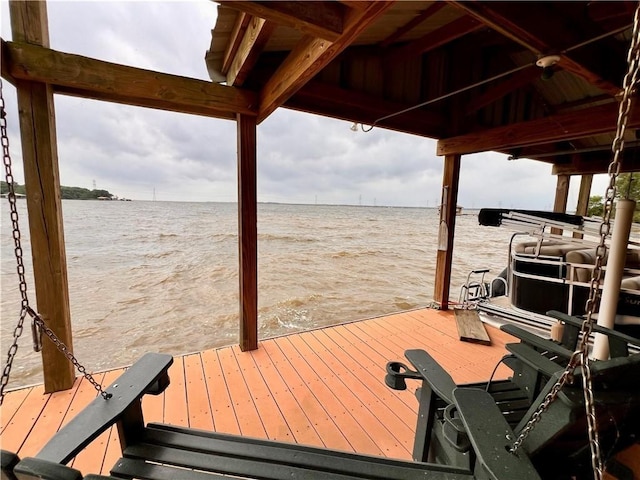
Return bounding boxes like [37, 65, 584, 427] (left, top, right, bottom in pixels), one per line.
[1, 201, 514, 388]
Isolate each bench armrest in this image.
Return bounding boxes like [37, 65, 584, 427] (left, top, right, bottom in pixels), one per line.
[547, 310, 640, 357]
[404, 349, 457, 404]
[500, 324, 573, 359]
[34, 352, 173, 465]
[505, 343, 564, 379]
[452, 388, 541, 480]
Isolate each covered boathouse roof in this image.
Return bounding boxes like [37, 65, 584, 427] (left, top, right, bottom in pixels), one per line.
[205, 1, 640, 175]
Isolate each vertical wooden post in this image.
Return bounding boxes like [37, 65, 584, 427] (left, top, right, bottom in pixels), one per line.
[433, 154, 461, 310]
[574, 174, 593, 239]
[9, 0, 74, 392]
[237, 114, 258, 351]
[551, 174, 570, 236]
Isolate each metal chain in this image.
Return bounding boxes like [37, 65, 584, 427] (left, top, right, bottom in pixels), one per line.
[0, 80, 111, 404]
[510, 5, 640, 480]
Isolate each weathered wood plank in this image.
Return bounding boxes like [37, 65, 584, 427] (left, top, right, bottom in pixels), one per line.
[217, 1, 344, 42]
[226, 17, 276, 86]
[2, 40, 258, 120]
[454, 309, 491, 346]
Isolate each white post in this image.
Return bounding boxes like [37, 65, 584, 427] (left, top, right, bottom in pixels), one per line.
[592, 199, 636, 360]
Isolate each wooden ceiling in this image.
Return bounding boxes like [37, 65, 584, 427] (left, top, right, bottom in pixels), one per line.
[207, 1, 640, 174]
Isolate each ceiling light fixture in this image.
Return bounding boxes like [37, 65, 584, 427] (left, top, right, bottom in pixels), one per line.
[536, 54, 561, 81]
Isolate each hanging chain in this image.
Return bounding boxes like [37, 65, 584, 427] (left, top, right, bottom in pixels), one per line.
[0, 80, 111, 404]
[510, 5, 640, 480]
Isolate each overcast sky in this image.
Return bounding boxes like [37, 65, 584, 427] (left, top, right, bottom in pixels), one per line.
[0, 0, 610, 208]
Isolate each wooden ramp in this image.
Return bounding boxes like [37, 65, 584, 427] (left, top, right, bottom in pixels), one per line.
[1, 308, 514, 475]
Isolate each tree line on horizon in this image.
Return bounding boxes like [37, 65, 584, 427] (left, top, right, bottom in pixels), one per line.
[0, 181, 114, 200]
[588, 173, 640, 222]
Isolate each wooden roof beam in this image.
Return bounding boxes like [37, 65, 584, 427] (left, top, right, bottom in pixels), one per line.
[221, 12, 250, 74]
[451, 2, 623, 96]
[1, 40, 257, 120]
[385, 15, 483, 65]
[225, 16, 276, 86]
[552, 152, 640, 175]
[288, 81, 447, 137]
[217, 1, 345, 42]
[378, 3, 446, 47]
[437, 101, 640, 156]
[257, 1, 394, 123]
[465, 65, 540, 114]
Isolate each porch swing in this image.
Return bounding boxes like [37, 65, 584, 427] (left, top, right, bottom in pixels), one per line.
[2, 4, 640, 480]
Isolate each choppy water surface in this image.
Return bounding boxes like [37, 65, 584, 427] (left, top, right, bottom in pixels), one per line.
[1, 201, 513, 387]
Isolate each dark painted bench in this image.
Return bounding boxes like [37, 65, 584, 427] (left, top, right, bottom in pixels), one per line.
[8, 352, 541, 480]
[386, 316, 640, 479]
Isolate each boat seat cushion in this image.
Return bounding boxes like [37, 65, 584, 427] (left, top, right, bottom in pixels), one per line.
[566, 249, 640, 283]
[514, 241, 586, 258]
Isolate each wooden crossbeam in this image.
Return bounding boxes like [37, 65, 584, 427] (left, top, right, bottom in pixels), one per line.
[452, 1, 623, 96]
[222, 12, 250, 74]
[288, 81, 446, 138]
[378, 3, 446, 47]
[385, 15, 483, 65]
[465, 65, 540, 114]
[226, 16, 276, 86]
[437, 102, 640, 156]
[1, 40, 258, 120]
[257, 1, 394, 123]
[217, 1, 345, 42]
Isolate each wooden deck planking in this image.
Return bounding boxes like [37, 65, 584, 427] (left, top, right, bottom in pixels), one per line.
[1, 308, 514, 476]
[262, 338, 352, 450]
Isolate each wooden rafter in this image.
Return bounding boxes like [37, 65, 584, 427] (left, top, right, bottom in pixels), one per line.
[437, 101, 640, 156]
[552, 153, 640, 175]
[257, 1, 394, 123]
[217, 1, 345, 42]
[385, 15, 483, 65]
[378, 3, 446, 47]
[465, 65, 540, 114]
[226, 16, 276, 86]
[288, 81, 447, 137]
[222, 12, 250, 74]
[1, 40, 258, 120]
[452, 1, 623, 96]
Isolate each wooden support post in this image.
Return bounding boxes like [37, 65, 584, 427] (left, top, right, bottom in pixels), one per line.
[551, 174, 570, 236]
[237, 113, 258, 351]
[433, 154, 461, 311]
[9, 0, 74, 392]
[574, 174, 593, 239]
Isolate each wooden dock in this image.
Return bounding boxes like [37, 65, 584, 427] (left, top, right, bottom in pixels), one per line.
[1, 308, 514, 475]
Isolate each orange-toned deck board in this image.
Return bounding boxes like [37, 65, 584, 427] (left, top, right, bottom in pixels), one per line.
[0, 308, 513, 476]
